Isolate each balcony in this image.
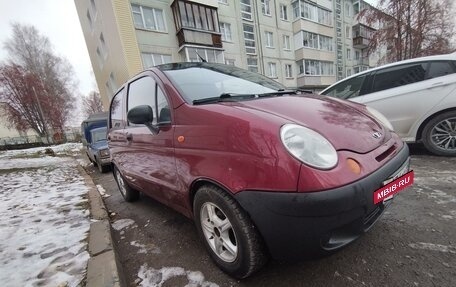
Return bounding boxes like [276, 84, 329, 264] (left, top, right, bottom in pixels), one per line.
[353, 57, 369, 66]
[171, 0, 223, 48]
[353, 36, 370, 49]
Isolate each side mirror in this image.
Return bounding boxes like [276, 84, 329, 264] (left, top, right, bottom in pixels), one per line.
[127, 105, 159, 134]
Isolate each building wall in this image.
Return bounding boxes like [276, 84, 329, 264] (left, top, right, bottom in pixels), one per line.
[76, 0, 381, 103]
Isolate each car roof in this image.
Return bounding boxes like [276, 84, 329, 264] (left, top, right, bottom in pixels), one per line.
[91, 126, 107, 133]
[321, 53, 456, 93]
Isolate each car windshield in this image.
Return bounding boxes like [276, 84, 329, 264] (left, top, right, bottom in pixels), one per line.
[91, 128, 107, 142]
[159, 63, 285, 103]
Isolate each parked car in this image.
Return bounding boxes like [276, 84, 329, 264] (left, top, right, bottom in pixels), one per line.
[81, 112, 110, 173]
[320, 53, 456, 156]
[86, 126, 110, 173]
[108, 62, 411, 278]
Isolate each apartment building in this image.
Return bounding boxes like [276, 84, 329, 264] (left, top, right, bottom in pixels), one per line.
[75, 0, 378, 108]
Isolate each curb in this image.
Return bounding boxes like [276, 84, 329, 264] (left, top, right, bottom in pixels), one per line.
[78, 165, 124, 287]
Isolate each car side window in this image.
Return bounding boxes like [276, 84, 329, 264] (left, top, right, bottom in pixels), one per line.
[110, 88, 124, 129]
[157, 87, 171, 123]
[426, 61, 455, 79]
[127, 76, 157, 125]
[322, 75, 366, 99]
[372, 63, 427, 93]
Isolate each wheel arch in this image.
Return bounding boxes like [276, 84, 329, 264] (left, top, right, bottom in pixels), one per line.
[416, 107, 456, 141]
[189, 178, 235, 212]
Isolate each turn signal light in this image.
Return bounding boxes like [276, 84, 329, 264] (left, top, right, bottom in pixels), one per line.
[347, 158, 361, 175]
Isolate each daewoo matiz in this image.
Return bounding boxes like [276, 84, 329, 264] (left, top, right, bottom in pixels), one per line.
[108, 63, 412, 278]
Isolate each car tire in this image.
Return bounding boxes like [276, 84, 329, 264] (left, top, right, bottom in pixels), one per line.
[97, 159, 110, 173]
[422, 111, 456, 156]
[193, 185, 267, 279]
[113, 166, 139, 202]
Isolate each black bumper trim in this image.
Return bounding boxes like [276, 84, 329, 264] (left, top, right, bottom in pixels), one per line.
[234, 144, 410, 260]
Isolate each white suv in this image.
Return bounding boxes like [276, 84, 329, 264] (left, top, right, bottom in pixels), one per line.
[321, 53, 456, 156]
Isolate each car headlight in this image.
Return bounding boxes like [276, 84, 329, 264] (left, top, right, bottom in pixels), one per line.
[280, 124, 338, 169]
[100, 149, 110, 157]
[366, 106, 394, 131]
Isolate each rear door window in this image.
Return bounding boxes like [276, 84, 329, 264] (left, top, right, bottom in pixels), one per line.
[372, 63, 427, 93]
[322, 75, 367, 99]
[110, 88, 124, 129]
[426, 61, 455, 79]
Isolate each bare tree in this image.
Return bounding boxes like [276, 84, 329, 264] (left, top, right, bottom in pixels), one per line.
[361, 0, 456, 64]
[82, 91, 104, 116]
[0, 23, 76, 136]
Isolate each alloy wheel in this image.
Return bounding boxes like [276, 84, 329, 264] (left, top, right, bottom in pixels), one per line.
[200, 202, 238, 263]
[430, 117, 456, 151]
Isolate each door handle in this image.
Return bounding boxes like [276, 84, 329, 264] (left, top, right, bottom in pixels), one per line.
[126, 133, 132, 141]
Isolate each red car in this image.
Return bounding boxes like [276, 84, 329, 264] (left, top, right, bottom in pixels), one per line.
[108, 63, 411, 278]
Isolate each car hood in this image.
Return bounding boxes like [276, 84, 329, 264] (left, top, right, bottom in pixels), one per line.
[229, 95, 388, 154]
[90, 140, 108, 151]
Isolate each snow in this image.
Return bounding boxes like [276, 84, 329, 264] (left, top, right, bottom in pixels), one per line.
[0, 143, 90, 287]
[409, 242, 456, 254]
[112, 218, 136, 231]
[137, 264, 219, 287]
[130, 241, 148, 254]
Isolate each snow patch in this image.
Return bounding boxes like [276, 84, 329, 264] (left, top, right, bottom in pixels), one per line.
[409, 242, 456, 254]
[137, 264, 219, 287]
[96, 184, 110, 198]
[112, 218, 136, 231]
[0, 151, 90, 287]
[0, 143, 82, 159]
[131, 241, 148, 254]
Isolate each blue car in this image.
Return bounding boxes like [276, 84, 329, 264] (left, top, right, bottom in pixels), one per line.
[86, 126, 110, 173]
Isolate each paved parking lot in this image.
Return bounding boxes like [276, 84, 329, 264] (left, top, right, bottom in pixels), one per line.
[86, 144, 456, 287]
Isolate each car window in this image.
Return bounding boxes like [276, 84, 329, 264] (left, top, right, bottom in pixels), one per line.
[321, 75, 366, 99]
[110, 88, 124, 129]
[128, 76, 157, 125]
[157, 87, 171, 123]
[372, 63, 427, 93]
[426, 61, 455, 79]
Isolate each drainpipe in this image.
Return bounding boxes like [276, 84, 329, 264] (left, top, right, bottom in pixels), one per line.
[253, 0, 265, 75]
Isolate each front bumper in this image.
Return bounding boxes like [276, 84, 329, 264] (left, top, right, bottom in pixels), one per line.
[98, 156, 111, 165]
[234, 144, 410, 260]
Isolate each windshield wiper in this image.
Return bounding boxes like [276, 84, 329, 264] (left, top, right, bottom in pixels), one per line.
[193, 90, 304, 105]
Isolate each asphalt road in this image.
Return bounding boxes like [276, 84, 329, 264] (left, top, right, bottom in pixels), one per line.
[85, 143, 456, 287]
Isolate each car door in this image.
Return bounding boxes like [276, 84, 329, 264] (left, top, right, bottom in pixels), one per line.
[124, 72, 178, 206]
[361, 61, 455, 139]
[108, 87, 129, 172]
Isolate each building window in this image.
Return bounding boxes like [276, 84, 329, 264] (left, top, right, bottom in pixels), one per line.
[106, 73, 118, 98]
[302, 31, 333, 51]
[99, 33, 108, 59]
[346, 68, 352, 77]
[283, 35, 291, 50]
[218, 0, 228, 4]
[355, 50, 361, 60]
[142, 53, 172, 68]
[345, 2, 351, 17]
[225, 59, 235, 66]
[292, 0, 332, 26]
[265, 31, 274, 48]
[285, 64, 293, 78]
[345, 25, 351, 38]
[299, 60, 334, 76]
[280, 4, 288, 21]
[96, 47, 103, 68]
[268, 62, 277, 78]
[90, 0, 97, 17]
[220, 22, 232, 42]
[261, 0, 271, 16]
[86, 10, 93, 31]
[243, 24, 256, 54]
[131, 4, 166, 32]
[184, 47, 224, 63]
[346, 48, 351, 60]
[247, 57, 258, 72]
[240, 0, 253, 20]
[172, 1, 219, 32]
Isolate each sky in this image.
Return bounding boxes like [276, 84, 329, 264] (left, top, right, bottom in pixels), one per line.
[0, 0, 95, 97]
